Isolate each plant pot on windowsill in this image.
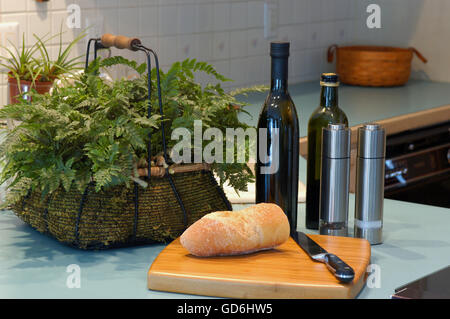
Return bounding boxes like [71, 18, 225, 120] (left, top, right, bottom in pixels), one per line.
[7, 75, 53, 104]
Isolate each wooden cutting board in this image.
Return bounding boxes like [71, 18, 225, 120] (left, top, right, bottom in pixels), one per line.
[148, 234, 371, 299]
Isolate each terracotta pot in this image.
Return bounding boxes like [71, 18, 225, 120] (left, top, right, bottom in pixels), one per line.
[8, 76, 53, 104]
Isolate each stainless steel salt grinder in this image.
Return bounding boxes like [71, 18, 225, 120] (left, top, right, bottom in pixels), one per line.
[319, 123, 351, 237]
[354, 123, 386, 245]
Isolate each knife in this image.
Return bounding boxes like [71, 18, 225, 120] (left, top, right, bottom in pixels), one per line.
[292, 231, 355, 283]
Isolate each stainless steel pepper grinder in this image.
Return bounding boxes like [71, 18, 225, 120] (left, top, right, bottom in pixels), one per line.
[319, 123, 351, 237]
[354, 123, 386, 245]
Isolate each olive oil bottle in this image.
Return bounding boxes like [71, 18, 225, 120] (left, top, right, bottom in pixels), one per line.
[305, 73, 348, 230]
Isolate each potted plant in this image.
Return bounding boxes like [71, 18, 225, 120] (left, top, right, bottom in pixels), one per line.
[0, 56, 267, 249]
[0, 30, 86, 104]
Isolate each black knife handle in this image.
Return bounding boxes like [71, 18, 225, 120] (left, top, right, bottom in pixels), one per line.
[325, 254, 355, 283]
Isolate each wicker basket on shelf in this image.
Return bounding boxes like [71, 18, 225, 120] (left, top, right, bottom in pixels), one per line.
[327, 45, 428, 87]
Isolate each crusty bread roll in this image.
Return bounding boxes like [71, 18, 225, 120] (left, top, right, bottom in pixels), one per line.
[180, 203, 290, 257]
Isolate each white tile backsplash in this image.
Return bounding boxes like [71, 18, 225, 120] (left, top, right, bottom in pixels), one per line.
[28, 0, 51, 12]
[322, 0, 336, 22]
[320, 21, 335, 48]
[0, 0, 364, 101]
[1, 13, 28, 44]
[159, 35, 178, 67]
[196, 32, 214, 60]
[212, 2, 231, 32]
[291, 24, 308, 51]
[230, 30, 248, 58]
[307, 22, 321, 49]
[102, 7, 120, 35]
[52, 1, 77, 11]
[307, 0, 323, 23]
[77, 0, 97, 10]
[51, 11, 76, 45]
[213, 31, 230, 60]
[158, 5, 178, 36]
[247, 1, 264, 29]
[27, 12, 52, 44]
[158, 0, 177, 6]
[334, 20, 351, 45]
[177, 4, 197, 35]
[293, 0, 308, 24]
[277, 25, 291, 43]
[230, 1, 247, 30]
[246, 55, 266, 84]
[0, 0, 27, 13]
[213, 59, 230, 81]
[118, 7, 140, 38]
[196, 3, 213, 33]
[177, 33, 198, 61]
[306, 48, 325, 79]
[291, 50, 307, 78]
[96, 0, 120, 9]
[279, 0, 295, 26]
[230, 57, 249, 87]
[139, 5, 158, 37]
[139, 0, 158, 6]
[334, 0, 351, 20]
[247, 27, 266, 56]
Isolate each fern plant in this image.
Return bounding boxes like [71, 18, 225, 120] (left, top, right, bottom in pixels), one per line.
[0, 56, 266, 204]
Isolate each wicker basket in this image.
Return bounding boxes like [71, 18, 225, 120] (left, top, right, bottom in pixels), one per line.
[327, 45, 427, 87]
[8, 37, 234, 250]
[11, 165, 231, 249]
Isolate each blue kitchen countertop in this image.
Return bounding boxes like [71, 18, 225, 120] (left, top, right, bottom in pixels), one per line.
[1, 198, 449, 299]
[238, 79, 450, 136]
[1, 80, 450, 299]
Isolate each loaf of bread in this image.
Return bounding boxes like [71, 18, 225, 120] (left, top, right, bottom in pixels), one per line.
[180, 203, 290, 257]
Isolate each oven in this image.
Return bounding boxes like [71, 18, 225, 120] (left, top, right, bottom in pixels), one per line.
[384, 121, 450, 209]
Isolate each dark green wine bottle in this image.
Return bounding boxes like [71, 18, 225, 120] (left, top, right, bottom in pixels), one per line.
[305, 73, 348, 230]
[256, 42, 299, 236]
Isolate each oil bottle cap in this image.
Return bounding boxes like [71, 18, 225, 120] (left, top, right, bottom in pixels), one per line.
[320, 73, 339, 87]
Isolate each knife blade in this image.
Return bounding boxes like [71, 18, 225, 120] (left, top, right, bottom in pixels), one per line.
[292, 231, 355, 283]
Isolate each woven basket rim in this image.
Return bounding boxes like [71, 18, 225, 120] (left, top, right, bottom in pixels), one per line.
[14, 169, 231, 249]
[337, 45, 412, 54]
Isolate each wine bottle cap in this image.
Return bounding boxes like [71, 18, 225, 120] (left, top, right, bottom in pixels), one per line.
[270, 42, 290, 58]
[320, 73, 339, 87]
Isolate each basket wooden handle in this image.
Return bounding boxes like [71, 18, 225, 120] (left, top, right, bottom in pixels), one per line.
[137, 163, 211, 178]
[327, 44, 338, 63]
[101, 33, 142, 51]
[409, 47, 428, 63]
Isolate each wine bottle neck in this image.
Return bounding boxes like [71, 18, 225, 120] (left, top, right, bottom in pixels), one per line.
[320, 86, 338, 108]
[271, 57, 288, 92]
